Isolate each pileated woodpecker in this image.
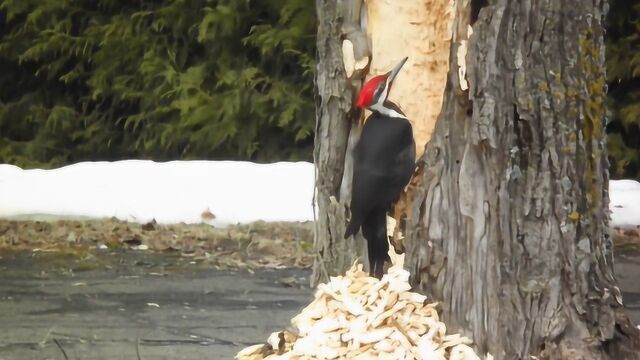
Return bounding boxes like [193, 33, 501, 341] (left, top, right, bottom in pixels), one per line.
[344, 57, 415, 279]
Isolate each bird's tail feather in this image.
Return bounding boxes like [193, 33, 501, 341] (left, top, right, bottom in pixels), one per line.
[370, 238, 391, 279]
[361, 207, 390, 279]
[344, 217, 361, 239]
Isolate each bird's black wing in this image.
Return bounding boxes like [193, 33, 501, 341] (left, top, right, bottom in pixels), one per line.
[344, 115, 415, 238]
[344, 163, 390, 238]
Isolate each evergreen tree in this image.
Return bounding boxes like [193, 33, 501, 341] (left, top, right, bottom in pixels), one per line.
[606, 0, 640, 178]
[0, 0, 315, 168]
[2, 0, 639, 177]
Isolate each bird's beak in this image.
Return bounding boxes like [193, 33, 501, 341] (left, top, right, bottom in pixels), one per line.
[387, 57, 408, 84]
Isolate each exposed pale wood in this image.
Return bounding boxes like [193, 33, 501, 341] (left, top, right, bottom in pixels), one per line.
[342, 39, 369, 79]
[365, 0, 454, 156]
[342, 0, 370, 81]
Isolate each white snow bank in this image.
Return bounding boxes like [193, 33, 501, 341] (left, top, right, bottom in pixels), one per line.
[0, 160, 638, 230]
[610, 179, 640, 230]
[0, 160, 315, 227]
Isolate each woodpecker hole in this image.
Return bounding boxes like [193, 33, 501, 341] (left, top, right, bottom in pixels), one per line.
[471, 0, 488, 24]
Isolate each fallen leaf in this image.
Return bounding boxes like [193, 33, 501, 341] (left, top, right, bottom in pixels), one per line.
[123, 237, 142, 246]
[142, 219, 157, 231]
[278, 276, 298, 287]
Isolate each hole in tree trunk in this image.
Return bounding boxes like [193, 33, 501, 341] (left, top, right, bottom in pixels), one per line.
[471, 0, 488, 24]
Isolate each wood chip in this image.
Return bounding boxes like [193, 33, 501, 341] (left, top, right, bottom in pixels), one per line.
[236, 263, 490, 360]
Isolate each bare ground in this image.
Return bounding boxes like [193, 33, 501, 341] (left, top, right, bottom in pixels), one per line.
[0, 218, 314, 271]
[0, 249, 313, 360]
[0, 219, 638, 359]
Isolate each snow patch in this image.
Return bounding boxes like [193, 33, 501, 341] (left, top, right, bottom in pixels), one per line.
[0, 160, 315, 227]
[610, 179, 640, 230]
[1, 161, 639, 230]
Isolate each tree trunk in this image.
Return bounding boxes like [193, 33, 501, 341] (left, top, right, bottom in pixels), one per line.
[314, 0, 640, 358]
[312, 0, 365, 287]
[402, 0, 640, 359]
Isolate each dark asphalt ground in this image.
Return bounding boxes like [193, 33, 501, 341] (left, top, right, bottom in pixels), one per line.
[0, 250, 638, 360]
[0, 251, 312, 360]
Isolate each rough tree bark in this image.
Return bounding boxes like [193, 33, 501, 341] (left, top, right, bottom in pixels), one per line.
[401, 0, 640, 359]
[312, 0, 365, 286]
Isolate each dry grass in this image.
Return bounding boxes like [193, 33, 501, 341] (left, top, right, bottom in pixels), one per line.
[1, 218, 637, 272]
[0, 218, 314, 270]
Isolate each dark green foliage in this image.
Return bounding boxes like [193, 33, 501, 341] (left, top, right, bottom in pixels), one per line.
[0, 0, 315, 168]
[606, 0, 640, 179]
[3, 0, 639, 177]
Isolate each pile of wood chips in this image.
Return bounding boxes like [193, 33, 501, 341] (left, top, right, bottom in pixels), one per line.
[236, 262, 490, 360]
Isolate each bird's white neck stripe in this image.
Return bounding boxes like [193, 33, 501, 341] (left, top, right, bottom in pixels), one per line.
[369, 80, 406, 119]
[369, 101, 407, 119]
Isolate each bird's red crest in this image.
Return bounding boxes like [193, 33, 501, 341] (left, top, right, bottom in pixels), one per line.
[356, 75, 387, 108]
